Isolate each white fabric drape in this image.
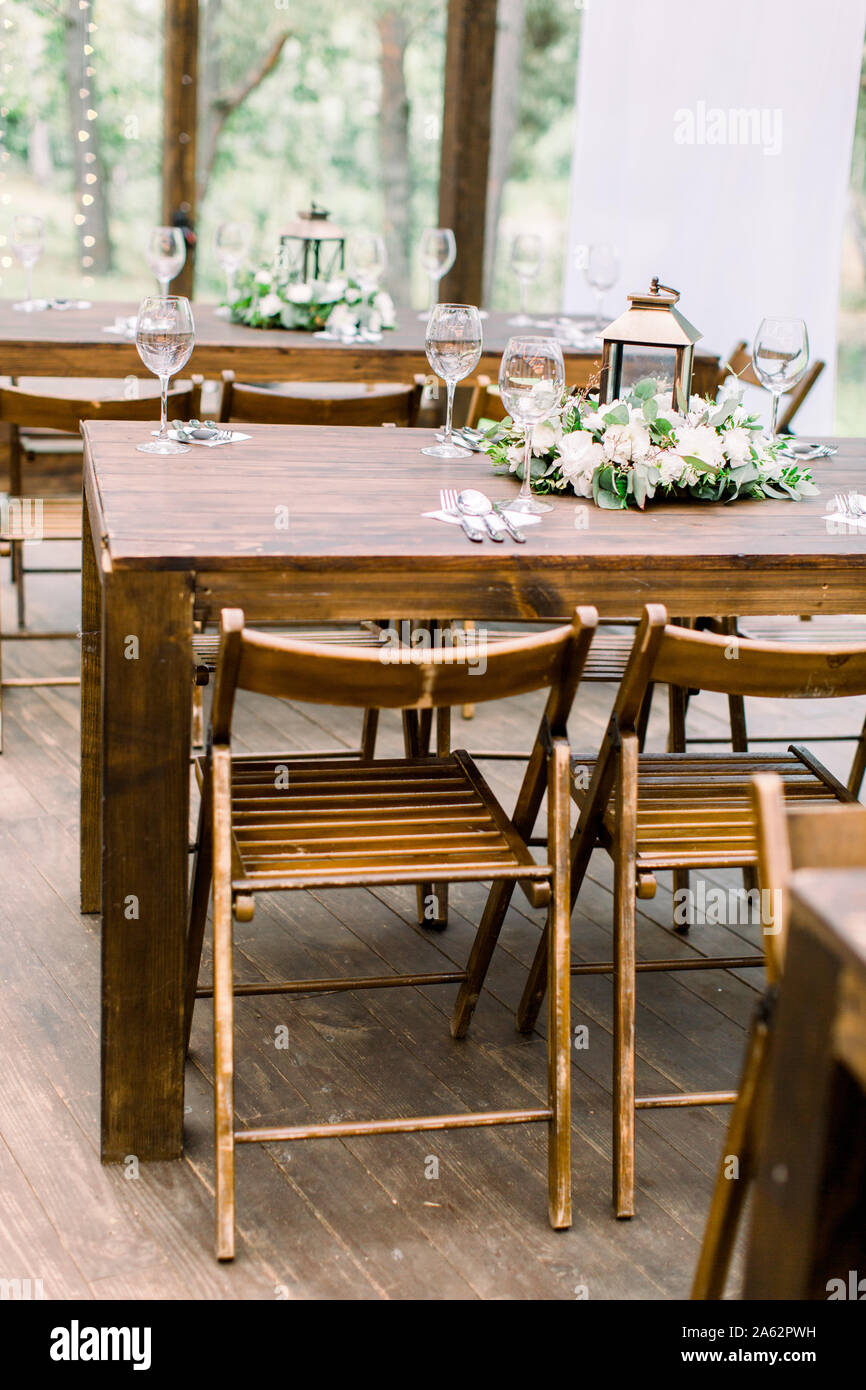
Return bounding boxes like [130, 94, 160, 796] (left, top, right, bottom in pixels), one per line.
[563, 0, 866, 432]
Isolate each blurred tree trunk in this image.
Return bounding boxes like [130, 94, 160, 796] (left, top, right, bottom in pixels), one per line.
[377, 11, 411, 294]
[483, 0, 525, 304]
[28, 120, 54, 183]
[63, 0, 112, 273]
[197, 0, 291, 204]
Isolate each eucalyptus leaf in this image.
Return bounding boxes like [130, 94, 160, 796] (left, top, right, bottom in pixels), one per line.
[604, 403, 629, 426]
[632, 378, 656, 400]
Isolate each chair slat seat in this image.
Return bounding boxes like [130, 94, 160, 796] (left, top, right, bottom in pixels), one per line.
[192, 624, 387, 670]
[571, 751, 839, 870]
[210, 752, 547, 894]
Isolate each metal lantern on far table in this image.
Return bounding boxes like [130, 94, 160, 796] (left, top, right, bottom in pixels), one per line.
[598, 278, 702, 410]
[278, 203, 346, 284]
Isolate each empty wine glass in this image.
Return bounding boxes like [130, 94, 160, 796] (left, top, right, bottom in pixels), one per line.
[585, 243, 620, 333]
[422, 303, 483, 459]
[497, 336, 565, 515]
[509, 232, 543, 326]
[135, 296, 195, 455]
[12, 215, 46, 313]
[214, 221, 251, 318]
[752, 317, 810, 439]
[146, 226, 186, 296]
[347, 232, 387, 293]
[418, 227, 456, 320]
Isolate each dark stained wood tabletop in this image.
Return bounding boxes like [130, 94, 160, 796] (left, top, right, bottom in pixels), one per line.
[83, 421, 866, 619]
[1, 299, 720, 388]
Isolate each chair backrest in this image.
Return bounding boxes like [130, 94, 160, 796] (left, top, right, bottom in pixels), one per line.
[465, 376, 508, 430]
[722, 341, 825, 432]
[0, 379, 203, 430]
[210, 605, 598, 744]
[219, 370, 422, 427]
[751, 773, 866, 983]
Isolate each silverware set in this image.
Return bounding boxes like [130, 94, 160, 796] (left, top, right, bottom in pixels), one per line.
[832, 491, 866, 518]
[171, 419, 234, 443]
[779, 441, 838, 461]
[439, 487, 526, 543]
[435, 425, 491, 452]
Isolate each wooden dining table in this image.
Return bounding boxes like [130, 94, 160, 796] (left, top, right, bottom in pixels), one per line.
[80, 420, 866, 1163]
[0, 298, 721, 389]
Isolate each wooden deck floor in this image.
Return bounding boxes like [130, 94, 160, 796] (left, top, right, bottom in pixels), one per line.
[1, 558, 863, 1300]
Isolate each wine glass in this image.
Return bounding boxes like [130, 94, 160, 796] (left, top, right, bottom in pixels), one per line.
[214, 221, 251, 318]
[347, 232, 387, 294]
[146, 226, 186, 296]
[509, 233, 543, 326]
[12, 215, 46, 313]
[422, 303, 483, 459]
[752, 317, 810, 440]
[418, 228, 456, 320]
[585, 242, 620, 333]
[135, 296, 195, 455]
[497, 336, 565, 515]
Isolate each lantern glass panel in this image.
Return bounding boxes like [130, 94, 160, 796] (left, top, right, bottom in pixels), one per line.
[618, 345, 678, 397]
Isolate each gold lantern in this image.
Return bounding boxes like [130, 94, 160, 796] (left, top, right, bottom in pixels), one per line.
[598, 278, 701, 410]
[278, 203, 346, 284]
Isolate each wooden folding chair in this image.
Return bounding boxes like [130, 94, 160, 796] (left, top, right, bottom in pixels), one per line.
[187, 604, 599, 1258]
[692, 779, 866, 1298]
[219, 370, 423, 426]
[466, 606, 866, 1218]
[0, 378, 202, 752]
[670, 614, 866, 799]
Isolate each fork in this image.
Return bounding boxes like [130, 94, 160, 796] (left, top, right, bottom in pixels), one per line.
[440, 488, 484, 542]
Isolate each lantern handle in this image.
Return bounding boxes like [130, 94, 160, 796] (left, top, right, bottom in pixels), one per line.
[650, 277, 679, 298]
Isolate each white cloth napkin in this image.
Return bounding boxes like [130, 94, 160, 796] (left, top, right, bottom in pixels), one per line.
[152, 429, 251, 448]
[823, 495, 866, 530]
[423, 508, 541, 527]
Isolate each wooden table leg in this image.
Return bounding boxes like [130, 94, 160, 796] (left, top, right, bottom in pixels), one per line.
[100, 567, 193, 1162]
[80, 502, 103, 914]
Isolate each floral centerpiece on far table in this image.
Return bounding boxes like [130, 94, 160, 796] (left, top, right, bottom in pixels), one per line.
[229, 263, 397, 336]
[484, 377, 818, 509]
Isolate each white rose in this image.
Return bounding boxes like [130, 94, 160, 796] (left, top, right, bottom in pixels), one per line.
[558, 430, 604, 485]
[288, 282, 313, 304]
[255, 269, 273, 287]
[327, 303, 358, 337]
[602, 421, 651, 464]
[675, 424, 725, 472]
[367, 309, 383, 334]
[657, 452, 687, 485]
[258, 293, 283, 317]
[345, 285, 362, 305]
[532, 420, 561, 456]
[507, 442, 526, 470]
[724, 426, 752, 464]
[373, 291, 396, 328]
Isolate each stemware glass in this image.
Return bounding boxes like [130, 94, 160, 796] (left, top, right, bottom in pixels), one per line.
[214, 221, 251, 318]
[752, 317, 809, 440]
[135, 296, 195, 455]
[146, 226, 186, 296]
[12, 215, 46, 313]
[585, 242, 620, 333]
[421, 303, 483, 459]
[508, 232, 543, 326]
[418, 227, 456, 319]
[347, 232, 387, 294]
[497, 335, 565, 515]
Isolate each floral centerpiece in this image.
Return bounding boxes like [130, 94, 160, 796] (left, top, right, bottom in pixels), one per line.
[229, 263, 397, 336]
[484, 377, 818, 509]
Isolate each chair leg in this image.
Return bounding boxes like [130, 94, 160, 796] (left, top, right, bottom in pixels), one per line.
[192, 682, 204, 751]
[848, 706, 866, 799]
[451, 880, 516, 1037]
[404, 710, 447, 929]
[668, 684, 692, 929]
[212, 748, 236, 1261]
[613, 736, 638, 1219]
[462, 620, 475, 719]
[547, 739, 572, 1229]
[0, 602, 4, 755]
[11, 541, 25, 631]
[361, 707, 379, 759]
[184, 769, 213, 1054]
[691, 1003, 770, 1298]
[636, 681, 655, 752]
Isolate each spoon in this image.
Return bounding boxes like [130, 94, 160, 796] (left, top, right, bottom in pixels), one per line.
[457, 489, 506, 541]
